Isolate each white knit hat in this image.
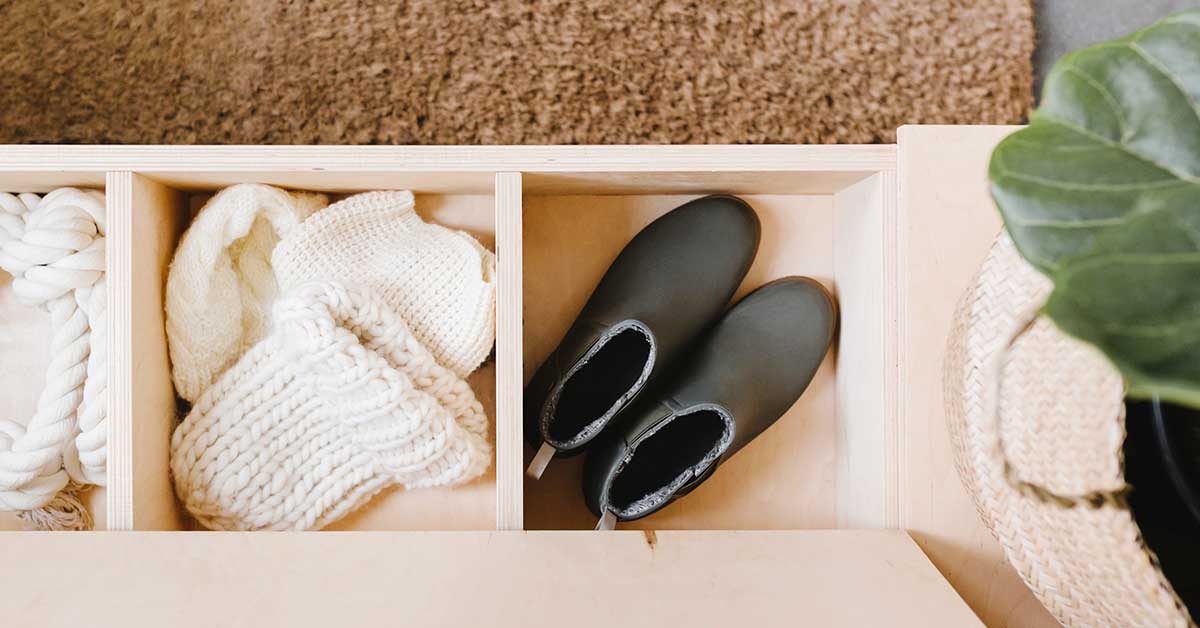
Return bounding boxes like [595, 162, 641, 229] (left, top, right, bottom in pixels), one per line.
[170, 281, 492, 531]
[273, 190, 496, 378]
[166, 184, 328, 402]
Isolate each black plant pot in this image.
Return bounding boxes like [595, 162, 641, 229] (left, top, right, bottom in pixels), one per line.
[1125, 399, 1200, 619]
[1146, 399, 1200, 527]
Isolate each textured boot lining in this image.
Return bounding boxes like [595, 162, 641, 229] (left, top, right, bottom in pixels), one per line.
[606, 405, 734, 519]
[542, 322, 655, 449]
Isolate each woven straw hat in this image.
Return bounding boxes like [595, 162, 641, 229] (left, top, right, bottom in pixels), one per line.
[944, 232, 1193, 627]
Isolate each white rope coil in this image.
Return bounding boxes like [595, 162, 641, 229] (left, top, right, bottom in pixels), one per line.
[0, 188, 107, 525]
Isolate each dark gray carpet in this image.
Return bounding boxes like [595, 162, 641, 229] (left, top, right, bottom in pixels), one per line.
[1034, 0, 1200, 94]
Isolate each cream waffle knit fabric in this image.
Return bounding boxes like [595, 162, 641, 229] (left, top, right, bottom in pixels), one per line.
[273, 190, 496, 378]
[170, 280, 492, 531]
[166, 183, 328, 402]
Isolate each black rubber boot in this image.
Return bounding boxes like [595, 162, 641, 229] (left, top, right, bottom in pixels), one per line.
[582, 277, 836, 522]
[523, 195, 760, 477]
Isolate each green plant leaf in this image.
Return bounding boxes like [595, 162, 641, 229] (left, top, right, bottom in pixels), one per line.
[990, 10, 1200, 408]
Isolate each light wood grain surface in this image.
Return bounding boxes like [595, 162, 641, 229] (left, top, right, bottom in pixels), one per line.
[832, 171, 898, 529]
[106, 171, 135, 529]
[2, 530, 982, 628]
[494, 173, 524, 531]
[897, 125, 1057, 628]
[0, 144, 896, 173]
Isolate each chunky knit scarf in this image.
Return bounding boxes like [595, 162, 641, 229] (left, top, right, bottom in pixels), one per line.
[167, 188, 496, 530]
[170, 281, 492, 530]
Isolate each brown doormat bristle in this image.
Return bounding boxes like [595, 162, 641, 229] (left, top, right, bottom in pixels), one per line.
[0, 1, 1033, 145]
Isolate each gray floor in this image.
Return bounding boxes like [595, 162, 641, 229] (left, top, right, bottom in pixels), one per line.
[1035, 0, 1200, 95]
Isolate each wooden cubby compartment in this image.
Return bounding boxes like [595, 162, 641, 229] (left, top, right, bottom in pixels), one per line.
[0, 171, 110, 531]
[520, 171, 896, 530]
[129, 172, 500, 531]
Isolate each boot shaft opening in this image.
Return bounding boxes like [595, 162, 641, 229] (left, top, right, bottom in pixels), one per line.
[608, 407, 732, 519]
[544, 324, 653, 448]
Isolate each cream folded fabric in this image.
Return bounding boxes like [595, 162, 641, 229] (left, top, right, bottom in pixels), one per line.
[166, 184, 328, 402]
[273, 190, 496, 378]
[170, 281, 492, 531]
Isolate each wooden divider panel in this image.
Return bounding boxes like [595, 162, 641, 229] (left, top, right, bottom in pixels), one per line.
[127, 173, 188, 531]
[832, 171, 898, 529]
[494, 173, 524, 531]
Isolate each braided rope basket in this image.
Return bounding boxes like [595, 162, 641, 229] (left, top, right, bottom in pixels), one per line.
[944, 232, 1193, 627]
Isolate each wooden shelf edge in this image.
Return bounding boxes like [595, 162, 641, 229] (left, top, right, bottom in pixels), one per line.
[1, 529, 982, 628]
[0, 144, 897, 173]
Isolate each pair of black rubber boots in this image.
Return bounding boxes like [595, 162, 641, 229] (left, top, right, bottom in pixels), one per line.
[523, 195, 837, 528]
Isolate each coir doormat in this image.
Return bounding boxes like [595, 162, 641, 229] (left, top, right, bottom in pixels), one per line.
[0, 1, 1033, 144]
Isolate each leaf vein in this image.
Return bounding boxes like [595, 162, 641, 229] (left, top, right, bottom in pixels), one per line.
[1009, 217, 1124, 229]
[1034, 113, 1198, 184]
[1061, 65, 1130, 139]
[995, 166, 1189, 191]
[1127, 40, 1200, 129]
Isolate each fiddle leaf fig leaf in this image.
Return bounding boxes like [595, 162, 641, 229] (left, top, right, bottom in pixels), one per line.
[990, 11, 1200, 408]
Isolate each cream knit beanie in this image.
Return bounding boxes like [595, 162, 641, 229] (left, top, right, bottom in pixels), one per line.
[170, 281, 492, 531]
[166, 184, 328, 402]
[273, 190, 496, 378]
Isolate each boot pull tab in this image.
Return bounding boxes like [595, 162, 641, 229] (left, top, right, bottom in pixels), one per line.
[595, 510, 617, 531]
[526, 442, 555, 479]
